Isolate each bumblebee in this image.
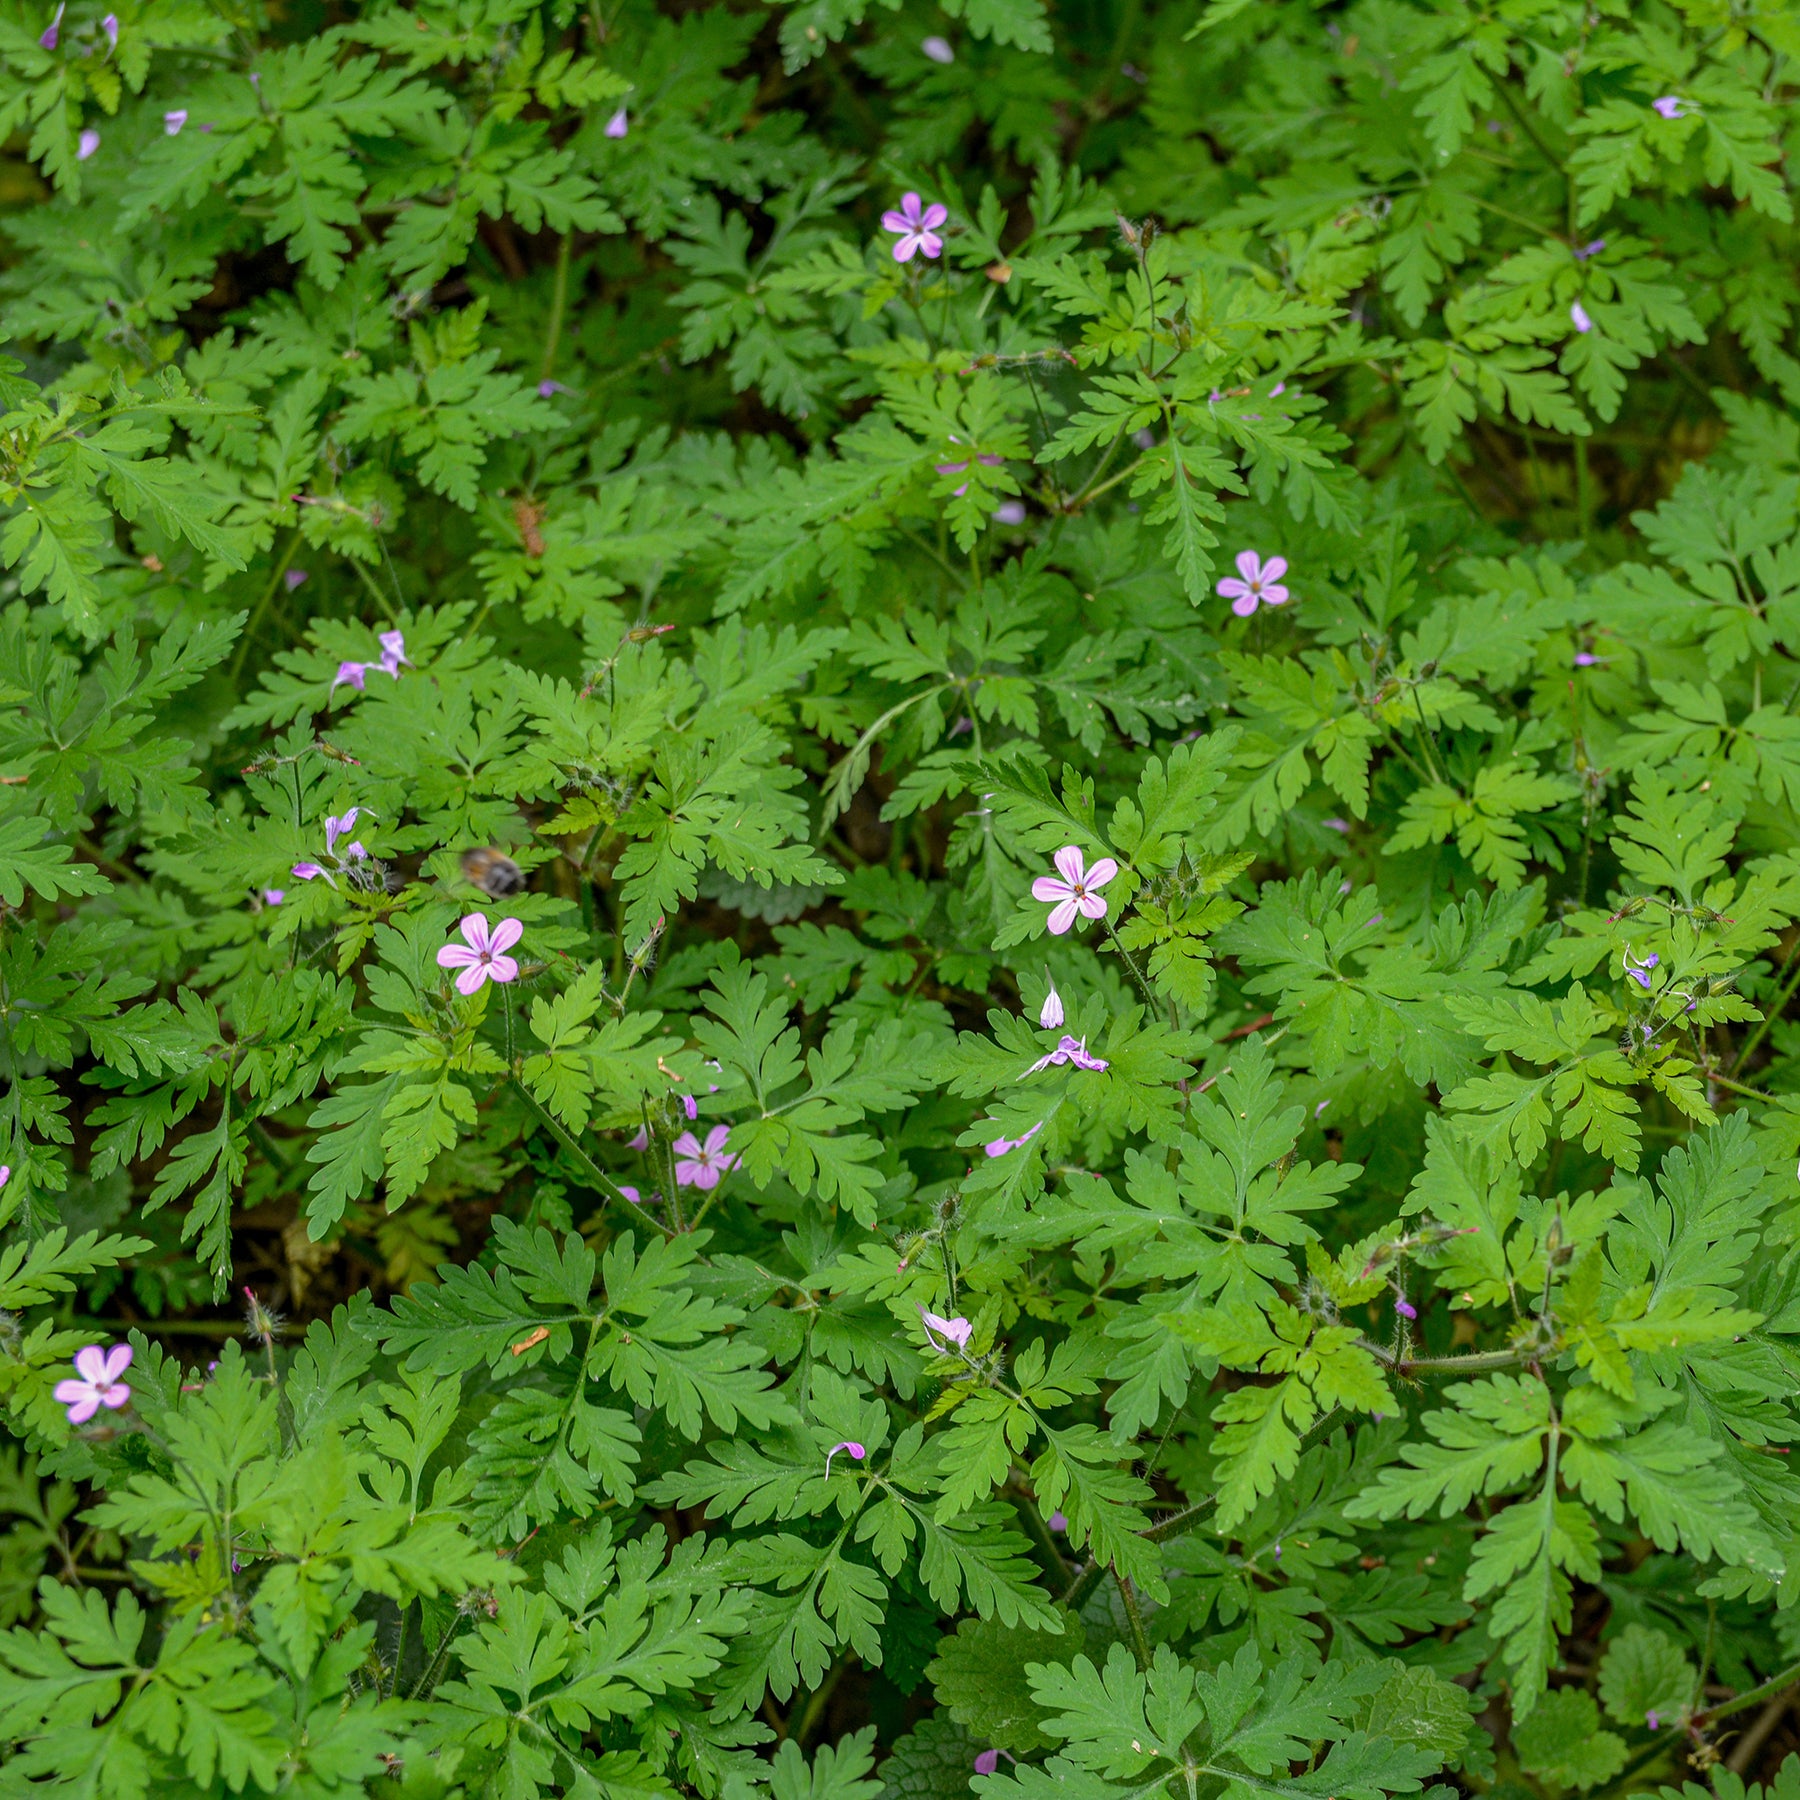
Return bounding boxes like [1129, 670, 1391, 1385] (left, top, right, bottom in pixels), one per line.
[460, 848, 526, 898]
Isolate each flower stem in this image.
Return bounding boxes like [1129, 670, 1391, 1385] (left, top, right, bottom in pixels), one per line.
[511, 1079, 676, 1238]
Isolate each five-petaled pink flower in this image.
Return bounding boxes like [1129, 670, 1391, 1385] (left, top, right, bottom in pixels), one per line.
[1023, 1034, 1109, 1076]
[437, 914, 523, 994]
[54, 1344, 132, 1424]
[673, 1124, 737, 1189]
[1216, 550, 1290, 616]
[883, 192, 948, 262]
[1032, 845, 1118, 935]
[920, 1307, 972, 1350]
[824, 1439, 865, 1476]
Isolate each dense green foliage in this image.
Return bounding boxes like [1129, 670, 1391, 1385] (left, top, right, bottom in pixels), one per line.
[7, 0, 1800, 1795]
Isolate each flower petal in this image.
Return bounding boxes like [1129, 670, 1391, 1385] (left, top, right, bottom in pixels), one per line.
[437, 945, 480, 968]
[101, 1345, 133, 1383]
[1260, 556, 1288, 583]
[921, 203, 948, 229]
[1053, 844, 1086, 886]
[1216, 578, 1249, 601]
[881, 210, 912, 233]
[1235, 549, 1261, 583]
[454, 964, 489, 996]
[487, 916, 524, 954]
[1031, 876, 1073, 902]
[704, 1124, 731, 1156]
[458, 913, 492, 953]
[1084, 858, 1118, 889]
[1047, 898, 1080, 935]
[1232, 593, 1259, 617]
[671, 1132, 702, 1160]
[1260, 584, 1290, 606]
[74, 1346, 108, 1382]
[486, 954, 520, 985]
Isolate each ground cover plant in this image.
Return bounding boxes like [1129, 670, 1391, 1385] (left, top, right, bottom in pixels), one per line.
[7, 0, 1800, 1795]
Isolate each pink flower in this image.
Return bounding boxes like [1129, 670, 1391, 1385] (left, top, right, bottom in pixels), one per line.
[883, 192, 948, 262]
[1623, 949, 1659, 991]
[1031, 845, 1118, 935]
[824, 1440, 865, 1477]
[619, 1184, 641, 1203]
[679, 1093, 699, 1121]
[984, 1119, 1043, 1157]
[323, 809, 362, 856]
[291, 862, 326, 882]
[1023, 1034, 1109, 1076]
[1574, 238, 1606, 260]
[38, 4, 62, 49]
[1574, 651, 1605, 667]
[101, 11, 116, 46]
[333, 660, 369, 691]
[538, 378, 573, 397]
[920, 1307, 972, 1350]
[1395, 1295, 1417, 1321]
[922, 35, 954, 62]
[1571, 301, 1593, 333]
[53, 1344, 132, 1424]
[604, 106, 628, 138]
[1216, 550, 1290, 616]
[673, 1124, 737, 1189]
[994, 501, 1026, 525]
[974, 1751, 1000, 1777]
[629, 1126, 649, 1150]
[0, 1167, 9, 1187]
[77, 128, 98, 160]
[1652, 96, 1688, 119]
[1047, 1511, 1068, 1532]
[436, 914, 523, 995]
[260, 888, 284, 906]
[378, 629, 410, 675]
[1039, 982, 1064, 1029]
[163, 109, 187, 135]
[284, 568, 308, 590]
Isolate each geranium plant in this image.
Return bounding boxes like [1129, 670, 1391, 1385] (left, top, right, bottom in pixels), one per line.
[2, 0, 1800, 1798]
